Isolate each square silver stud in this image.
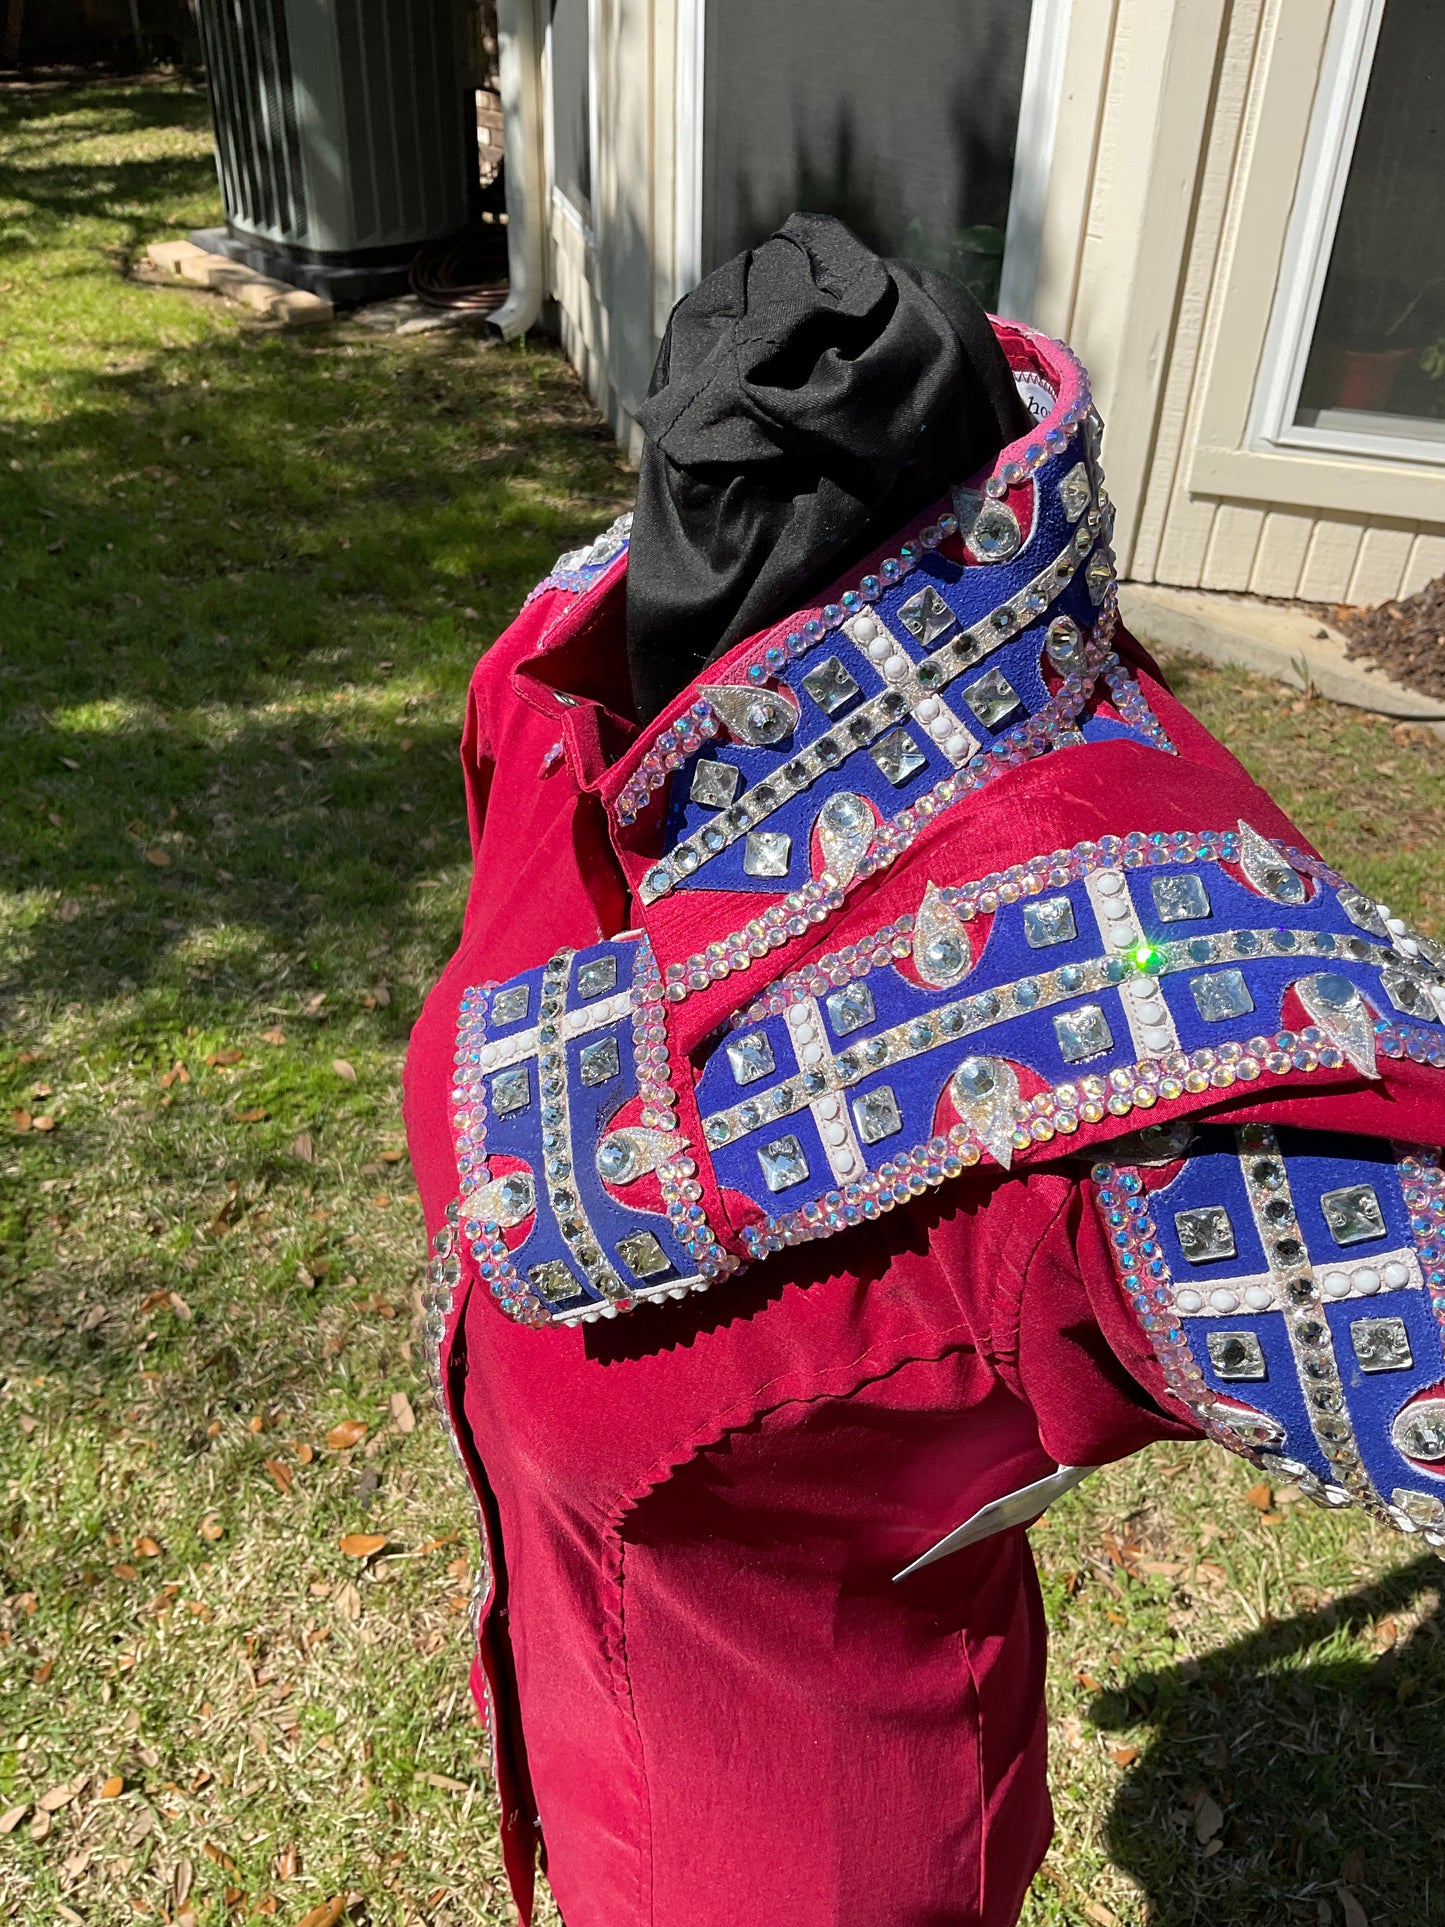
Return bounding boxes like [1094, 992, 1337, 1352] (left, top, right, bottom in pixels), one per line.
[576, 954, 618, 999]
[1321, 1182, 1386, 1247]
[1206, 1330, 1266, 1380]
[1023, 895, 1077, 948]
[616, 1231, 672, 1280]
[690, 758, 741, 809]
[870, 727, 928, 787]
[490, 984, 530, 1028]
[1351, 1316, 1413, 1373]
[896, 583, 956, 645]
[852, 1085, 903, 1145]
[492, 1066, 531, 1116]
[961, 667, 1022, 730]
[528, 1260, 580, 1306]
[579, 1037, 621, 1086]
[726, 1031, 776, 1085]
[1053, 1003, 1114, 1062]
[1190, 969, 1254, 1022]
[1175, 1205, 1237, 1265]
[1152, 874, 1211, 922]
[1059, 462, 1092, 523]
[826, 980, 876, 1037]
[801, 655, 862, 715]
[743, 830, 792, 878]
[758, 1133, 810, 1192]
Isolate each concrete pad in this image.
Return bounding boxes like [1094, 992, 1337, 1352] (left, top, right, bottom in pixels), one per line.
[1121, 581, 1445, 727]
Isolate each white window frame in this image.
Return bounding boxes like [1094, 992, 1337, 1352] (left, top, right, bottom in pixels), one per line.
[997, 0, 1074, 324]
[543, 0, 600, 249]
[1250, 0, 1444, 469]
[674, 0, 1071, 317]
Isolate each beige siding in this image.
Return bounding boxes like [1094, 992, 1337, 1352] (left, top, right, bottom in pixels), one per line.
[1115, 0, 1445, 608]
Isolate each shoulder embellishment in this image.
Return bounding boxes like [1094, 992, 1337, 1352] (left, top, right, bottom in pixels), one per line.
[1093, 1128, 1445, 1550]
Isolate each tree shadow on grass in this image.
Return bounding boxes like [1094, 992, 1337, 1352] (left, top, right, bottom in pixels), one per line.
[1090, 1554, 1445, 1925]
[0, 86, 631, 1031]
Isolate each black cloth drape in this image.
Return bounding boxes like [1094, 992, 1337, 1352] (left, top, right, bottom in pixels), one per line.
[624, 212, 1032, 721]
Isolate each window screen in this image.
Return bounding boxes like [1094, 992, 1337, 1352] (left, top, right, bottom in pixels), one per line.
[550, 0, 592, 223]
[702, 0, 1031, 307]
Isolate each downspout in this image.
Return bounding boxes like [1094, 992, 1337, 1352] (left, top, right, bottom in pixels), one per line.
[489, 0, 546, 339]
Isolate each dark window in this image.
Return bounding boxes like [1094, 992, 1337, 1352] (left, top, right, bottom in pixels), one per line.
[1296, 0, 1445, 432]
[550, 0, 592, 223]
[703, 0, 1032, 308]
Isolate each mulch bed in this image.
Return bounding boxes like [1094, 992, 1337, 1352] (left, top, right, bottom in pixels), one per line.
[1335, 574, 1445, 701]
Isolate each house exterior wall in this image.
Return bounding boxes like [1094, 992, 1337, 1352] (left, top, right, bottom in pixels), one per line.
[1057, 0, 1445, 607]
[533, 0, 1445, 607]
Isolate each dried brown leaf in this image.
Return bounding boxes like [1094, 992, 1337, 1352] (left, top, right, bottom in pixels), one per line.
[264, 1458, 293, 1496]
[143, 848, 171, 866]
[1194, 1791, 1224, 1843]
[331, 1058, 357, 1083]
[1244, 1482, 1273, 1511]
[99, 1776, 123, 1799]
[389, 1391, 416, 1434]
[338, 1532, 385, 1559]
[327, 1418, 367, 1451]
[334, 1581, 362, 1622]
[0, 1805, 28, 1835]
[199, 1515, 224, 1542]
[295, 1900, 346, 1927]
[1337, 1889, 1369, 1927]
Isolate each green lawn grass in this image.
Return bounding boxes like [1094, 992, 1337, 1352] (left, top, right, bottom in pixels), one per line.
[2, 75, 1444, 1927]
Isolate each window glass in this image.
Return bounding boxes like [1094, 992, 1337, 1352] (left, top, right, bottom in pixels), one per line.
[550, 0, 591, 223]
[703, 0, 1031, 308]
[1296, 0, 1445, 435]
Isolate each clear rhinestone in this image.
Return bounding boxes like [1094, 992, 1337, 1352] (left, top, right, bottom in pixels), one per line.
[576, 955, 618, 999]
[1350, 1316, 1412, 1374]
[528, 1260, 580, 1307]
[1053, 1003, 1114, 1062]
[801, 655, 862, 715]
[491, 1066, 531, 1115]
[1174, 1205, 1237, 1265]
[758, 1133, 810, 1192]
[961, 667, 1022, 730]
[852, 1085, 903, 1145]
[1085, 551, 1113, 604]
[870, 728, 928, 787]
[1394, 1487, 1445, 1525]
[690, 759, 741, 809]
[616, 1232, 673, 1280]
[896, 582, 956, 644]
[826, 981, 876, 1037]
[579, 1037, 621, 1086]
[1152, 874, 1211, 922]
[1393, 1401, 1445, 1462]
[490, 985, 530, 1027]
[726, 1031, 777, 1085]
[1320, 1182, 1386, 1247]
[965, 500, 1022, 562]
[1059, 462, 1092, 522]
[1190, 969, 1254, 1022]
[1023, 895, 1077, 948]
[743, 830, 792, 878]
[1206, 1331, 1266, 1381]
[1045, 615, 1084, 673]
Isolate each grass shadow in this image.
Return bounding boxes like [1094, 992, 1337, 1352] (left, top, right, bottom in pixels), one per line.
[1090, 1553, 1445, 1924]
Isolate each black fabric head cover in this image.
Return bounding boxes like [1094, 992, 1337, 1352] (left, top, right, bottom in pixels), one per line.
[624, 211, 1032, 721]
